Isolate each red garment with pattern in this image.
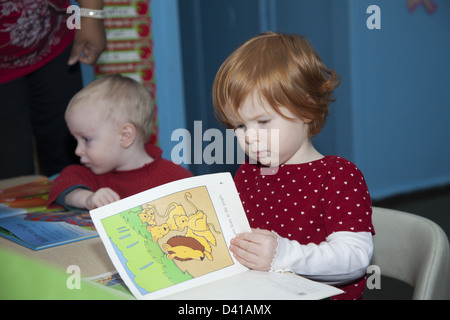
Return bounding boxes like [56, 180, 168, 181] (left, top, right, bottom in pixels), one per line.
[0, 0, 74, 83]
[234, 155, 375, 300]
[47, 144, 193, 208]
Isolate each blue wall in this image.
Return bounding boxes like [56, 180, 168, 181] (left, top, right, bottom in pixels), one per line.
[345, 0, 450, 199]
[151, 0, 188, 168]
[178, 0, 269, 176]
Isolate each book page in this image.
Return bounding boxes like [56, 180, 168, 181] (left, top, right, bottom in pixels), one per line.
[91, 173, 251, 300]
[163, 270, 343, 300]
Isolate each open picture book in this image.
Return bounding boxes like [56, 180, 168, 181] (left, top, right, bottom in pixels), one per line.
[90, 173, 342, 300]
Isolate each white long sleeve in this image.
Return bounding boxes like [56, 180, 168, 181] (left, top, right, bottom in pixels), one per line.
[270, 231, 374, 285]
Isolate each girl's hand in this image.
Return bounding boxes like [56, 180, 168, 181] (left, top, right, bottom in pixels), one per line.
[229, 228, 278, 271]
[86, 187, 120, 210]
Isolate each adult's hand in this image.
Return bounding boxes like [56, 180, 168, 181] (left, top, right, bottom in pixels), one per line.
[68, 17, 106, 65]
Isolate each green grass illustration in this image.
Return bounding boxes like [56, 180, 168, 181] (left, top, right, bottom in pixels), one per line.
[101, 207, 192, 293]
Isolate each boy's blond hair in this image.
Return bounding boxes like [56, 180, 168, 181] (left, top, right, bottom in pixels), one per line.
[66, 74, 154, 142]
[213, 32, 340, 137]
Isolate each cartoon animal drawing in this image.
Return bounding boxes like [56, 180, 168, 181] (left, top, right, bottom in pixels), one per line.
[175, 195, 221, 261]
[143, 191, 222, 261]
[139, 204, 157, 226]
[147, 223, 170, 242]
[162, 236, 207, 261]
[156, 192, 193, 231]
[184, 211, 220, 260]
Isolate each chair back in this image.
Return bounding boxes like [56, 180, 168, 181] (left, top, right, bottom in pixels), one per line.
[371, 207, 450, 300]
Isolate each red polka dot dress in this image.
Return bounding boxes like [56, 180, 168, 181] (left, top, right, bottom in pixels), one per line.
[234, 155, 375, 299]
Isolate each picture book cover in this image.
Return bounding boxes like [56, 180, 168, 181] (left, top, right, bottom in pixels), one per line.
[0, 177, 58, 217]
[0, 177, 53, 200]
[0, 210, 98, 250]
[90, 173, 251, 300]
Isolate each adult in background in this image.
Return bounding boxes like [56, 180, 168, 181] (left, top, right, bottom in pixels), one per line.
[0, 0, 106, 179]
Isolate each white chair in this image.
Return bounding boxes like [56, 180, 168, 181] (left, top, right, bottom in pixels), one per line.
[370, 207, 450, 300]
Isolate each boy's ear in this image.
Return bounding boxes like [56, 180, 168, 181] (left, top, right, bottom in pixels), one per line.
[120, 123, 137, 148]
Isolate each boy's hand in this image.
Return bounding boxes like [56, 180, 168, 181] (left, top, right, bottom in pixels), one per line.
[229, 228, 278, 271]
[86, 187, 120, 210]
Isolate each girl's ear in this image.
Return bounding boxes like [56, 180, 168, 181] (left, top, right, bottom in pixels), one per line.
[120, 123, 137, 148]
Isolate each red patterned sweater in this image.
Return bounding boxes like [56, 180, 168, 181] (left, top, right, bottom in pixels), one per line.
[234, 155, 375, 300]
[0, 0, 74, 83]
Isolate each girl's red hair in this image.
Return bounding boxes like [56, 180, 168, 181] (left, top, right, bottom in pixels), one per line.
[213, 32, 340, 137]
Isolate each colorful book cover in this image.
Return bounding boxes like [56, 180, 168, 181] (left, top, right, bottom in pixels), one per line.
[0, 177, 52, 200]
[0, 177, 56, 215]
